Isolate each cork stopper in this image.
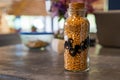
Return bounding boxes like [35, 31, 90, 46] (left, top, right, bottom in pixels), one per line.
[69, 2, 85, 10]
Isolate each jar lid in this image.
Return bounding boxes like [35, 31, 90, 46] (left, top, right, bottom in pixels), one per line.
[69, 2, 85, 10]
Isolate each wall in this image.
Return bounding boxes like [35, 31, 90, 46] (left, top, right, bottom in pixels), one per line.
[109, 0, 120, 10]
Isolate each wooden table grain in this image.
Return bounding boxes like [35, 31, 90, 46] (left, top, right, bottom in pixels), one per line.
[0, 44, 120, 80]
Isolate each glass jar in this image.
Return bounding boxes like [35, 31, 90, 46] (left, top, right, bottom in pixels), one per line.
[64, 2, 89, 72]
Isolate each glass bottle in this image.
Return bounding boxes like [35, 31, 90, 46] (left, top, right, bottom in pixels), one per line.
[64, 2, 90, 72]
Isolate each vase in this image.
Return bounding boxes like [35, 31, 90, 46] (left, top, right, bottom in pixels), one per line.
[51, 38, 64, 54]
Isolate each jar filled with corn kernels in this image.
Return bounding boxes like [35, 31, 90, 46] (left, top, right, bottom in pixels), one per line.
[64, 2, 90, 72]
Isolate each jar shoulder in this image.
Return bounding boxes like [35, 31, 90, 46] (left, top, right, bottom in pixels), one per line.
[64, 16, 89, 27]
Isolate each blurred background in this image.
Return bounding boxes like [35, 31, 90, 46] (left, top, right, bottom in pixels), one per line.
[0, 0, 120, 47]
[0, 0, 107, 34]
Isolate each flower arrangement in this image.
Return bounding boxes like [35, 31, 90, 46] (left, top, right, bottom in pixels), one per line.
[50, 0, 68, 21]
[50, 0, 97, 39]
[50, 0, 97, 20]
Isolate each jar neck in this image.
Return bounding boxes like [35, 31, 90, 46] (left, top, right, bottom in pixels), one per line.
[68, 9, 86, 17]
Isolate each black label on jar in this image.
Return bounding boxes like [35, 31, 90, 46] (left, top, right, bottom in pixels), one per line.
[64, 36, 89, 57]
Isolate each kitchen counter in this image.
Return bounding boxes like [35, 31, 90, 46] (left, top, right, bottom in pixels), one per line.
[0, 44, 120, 80]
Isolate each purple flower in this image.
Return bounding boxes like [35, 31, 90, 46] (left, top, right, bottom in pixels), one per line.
[50, 0, 67, 19]
[50, 0, 98, 20]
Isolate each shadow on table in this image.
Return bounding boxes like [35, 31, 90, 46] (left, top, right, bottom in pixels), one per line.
[64, 71, 89, 80]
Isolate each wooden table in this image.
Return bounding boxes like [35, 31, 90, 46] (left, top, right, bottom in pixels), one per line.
[0, 44, 120, 80]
